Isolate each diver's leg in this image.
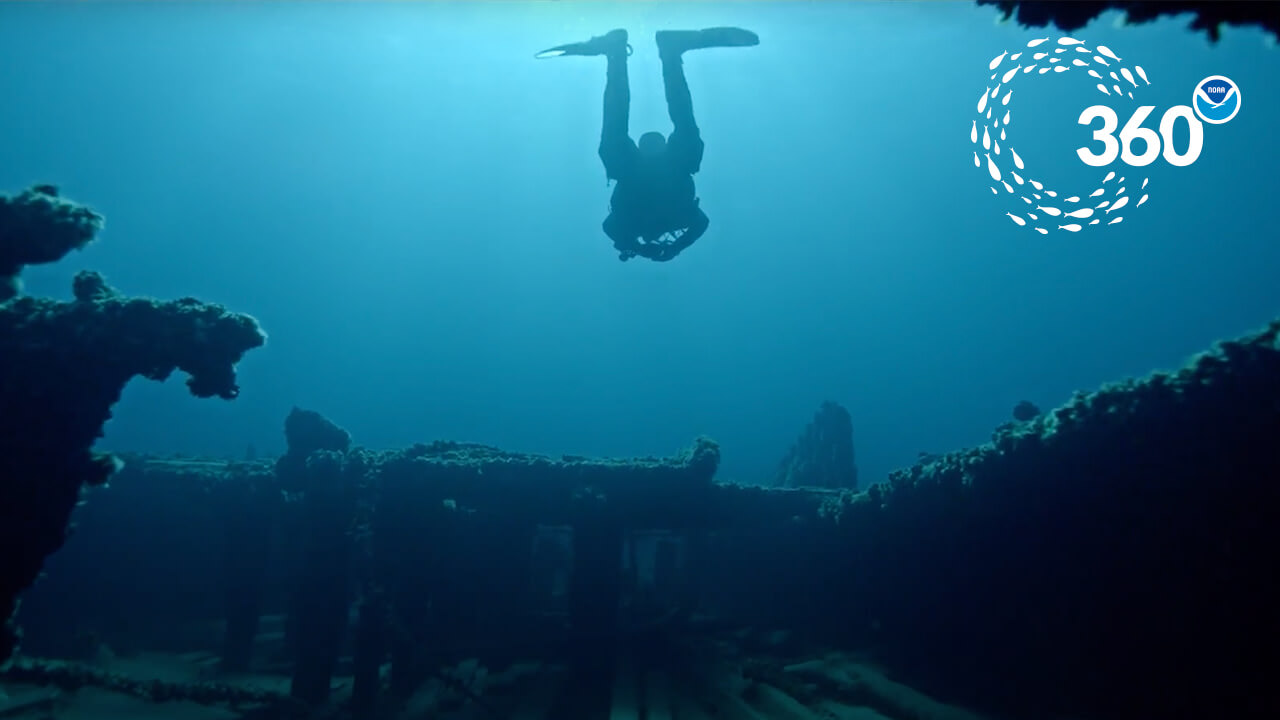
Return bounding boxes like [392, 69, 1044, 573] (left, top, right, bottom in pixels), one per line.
[602, 38, 631, 145]
[654, 25, 760, 138]
[655, 27, 759, 135]
[658, 47, 697, 136]
[588, 29, 636, 180]
[657, 47, 704, 174]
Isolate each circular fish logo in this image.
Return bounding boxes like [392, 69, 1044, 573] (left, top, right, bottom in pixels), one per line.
[1193, 75, 1240, 124]
[971, 37, 1150, 234]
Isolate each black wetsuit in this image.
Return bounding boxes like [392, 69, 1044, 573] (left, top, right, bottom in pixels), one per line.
[598, 50, 710, 262]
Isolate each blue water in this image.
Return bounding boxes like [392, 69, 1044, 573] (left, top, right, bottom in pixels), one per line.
[1, 1, 1276, 485]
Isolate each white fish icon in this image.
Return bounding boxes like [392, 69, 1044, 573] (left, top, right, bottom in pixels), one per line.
[1110, 71, 1120, 81]
[1113, 84, 1122, 94]
[1088, 69, 1102, 79]
[1065, 196, 1080, 203]
[983, 125, 991, 149]
[995, 139, 1001, 154]
[991, 187, 998, 194]
[1057, 37, 1084, 45]
[1027, 38, 1050, 47]
[1002, 110, 1010, 125]
[1033, 51, 1049, 60]
[974, 152, 981, 167]
[1002, 66, 1021, 83]
[1050, 57, 1061, 63]
[1137, 194, 1148, 207]
[1001, 89, 1013, 105]
[1073, 59, 1088, 66]
[1058, 224, 1083, 232]
[1108, 196, 1129, 212]
[1012, 172, 1024, 185]
[986, 154, 1001, 181]
[991, 84, 1001, 98]
[1036, 205, 1062, 216]
[1104, 171, 1115, 183]
[971, 121, 979, 143]
[1094, 56, 1110, 66]
[1011, 149, 1025, 170]
[1010, 52, 1022, 61]
[1055, 66, 1067, 72]
[1039, 67, 1051, 74]
[1097, 84, 1110, 95]
[1127, 91, 1134, 99]
[1108, 217, 1123, 225]
[1117, 186, 1125, 195]
[1096, 200, 1110, 208]
[1089, 219, 1100, 225]
[1029, 178, 1042, 190]
[1036, 227, 1049, 235]
[1065, 208, 1094, 219]
[990, 51, 1008, 70]
[1045, 190, 1058, 197]
[1141, 178, 1149, 189]
[1136, 65, 1149, 84]
[1089, 188, 1104, 197]
[1002, 180, 1014, 193]
[1024, 65, 1037, 74]
[1007, 213, 1027, 226]
[1021, 196, 1033, 204]
[1001, 127, 1006, 141]
[1097, 45, 1121, 61]
[978, 88, 990, 113]
[1028, 213, 1038, 220]
[1055, 47, 1067, 53]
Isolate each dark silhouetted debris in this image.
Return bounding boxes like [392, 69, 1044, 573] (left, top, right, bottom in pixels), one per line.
[774, 401, 859, 489]
[1012, 399, 1041, 421]
[978, 0, 1280, 41]
[275, 407, 352, 491]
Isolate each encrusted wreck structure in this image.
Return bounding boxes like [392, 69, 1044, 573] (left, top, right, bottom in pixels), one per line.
[0, 185, 267, 667]
[5, 310, 1280, 719]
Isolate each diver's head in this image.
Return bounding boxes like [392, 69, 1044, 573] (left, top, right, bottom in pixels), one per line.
[638, 131, 667, 157]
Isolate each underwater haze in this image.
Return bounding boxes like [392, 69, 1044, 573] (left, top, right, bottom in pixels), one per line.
[1, 0, 1277, 483]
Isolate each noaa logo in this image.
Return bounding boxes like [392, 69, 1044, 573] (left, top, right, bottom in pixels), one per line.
[1193, 75, 1240, 124]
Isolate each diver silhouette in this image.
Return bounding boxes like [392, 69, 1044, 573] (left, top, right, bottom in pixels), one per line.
[537, 28, 759, 262]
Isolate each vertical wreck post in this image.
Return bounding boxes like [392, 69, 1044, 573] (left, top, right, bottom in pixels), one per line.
[565, 491, 624, 717]
[218, 465, 278, 672]
[350, 589, 387, 718]
[277, 408, 354, 706]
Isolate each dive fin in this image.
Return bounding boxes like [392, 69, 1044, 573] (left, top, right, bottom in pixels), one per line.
[535, 29, 632, 59]
[656, 27, 760, 55]
[535, 42, 592, 59]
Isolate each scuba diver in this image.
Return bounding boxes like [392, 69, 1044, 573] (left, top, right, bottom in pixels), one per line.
[537, 27, 759, 262]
